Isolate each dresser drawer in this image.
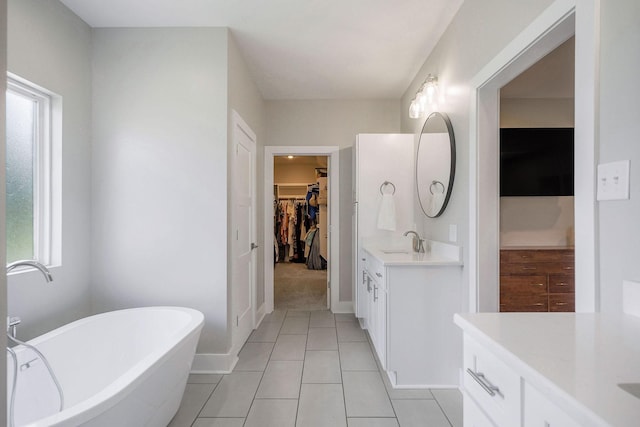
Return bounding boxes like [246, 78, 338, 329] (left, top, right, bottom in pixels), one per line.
[500, 295, 548, 312]
[501, 262, 573, 275]
[500, 275, 547, 293]
[549, 293, 575, 312]
[505, 249, 573, 264]
[463, 335, 521, 427]
[548, 275, 574, 293]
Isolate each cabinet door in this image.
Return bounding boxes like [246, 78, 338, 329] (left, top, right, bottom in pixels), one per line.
[373, 282, 387, 368]
[463, 392, 496, 427]
[524, 382, 581, 427]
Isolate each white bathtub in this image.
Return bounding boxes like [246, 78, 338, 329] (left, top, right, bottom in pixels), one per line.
[7, 306, 204, 427]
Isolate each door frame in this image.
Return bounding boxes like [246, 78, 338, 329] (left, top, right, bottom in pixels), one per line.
[469, 0, 599, 312]
[264, 146, 341, 313]
[230, 110, 257, 353]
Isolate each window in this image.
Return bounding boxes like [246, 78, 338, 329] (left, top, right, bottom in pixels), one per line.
[6, 76, 54, 265]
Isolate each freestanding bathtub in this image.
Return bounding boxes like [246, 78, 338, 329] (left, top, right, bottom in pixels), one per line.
[7, 306, 204, 427]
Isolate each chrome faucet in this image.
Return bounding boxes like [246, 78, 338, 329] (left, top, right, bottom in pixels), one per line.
[7, 259, 53, 282]
[403, 231, 425, 253]
[6, 260, 54, 338]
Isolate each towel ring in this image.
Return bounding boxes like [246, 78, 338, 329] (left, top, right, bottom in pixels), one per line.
[379, 181, 396, 195]
[429, 180, 445, 195]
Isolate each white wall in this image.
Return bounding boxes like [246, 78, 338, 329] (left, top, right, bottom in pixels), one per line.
[227, 34, 266, 321]
[91, 28, 230, 354]
[265, 100, 400, 303]
[500, 98, 575, 247]
[7, 0, 92, 339]
[598, 0, 640, 313]
[401, 0, 557, 311]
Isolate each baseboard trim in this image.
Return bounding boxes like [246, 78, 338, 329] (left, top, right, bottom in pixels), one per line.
[255, 302, 267, 327]
[191, 352, 239, 374]
[331, 300, 354, 314]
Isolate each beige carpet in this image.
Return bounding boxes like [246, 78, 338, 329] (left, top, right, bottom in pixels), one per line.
[274, 262, 328, 310]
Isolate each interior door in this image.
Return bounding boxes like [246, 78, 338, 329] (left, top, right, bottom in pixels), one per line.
[232, 112, 257, 349]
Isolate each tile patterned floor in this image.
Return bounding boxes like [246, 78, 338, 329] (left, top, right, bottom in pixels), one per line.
[169, 310, 462, 427]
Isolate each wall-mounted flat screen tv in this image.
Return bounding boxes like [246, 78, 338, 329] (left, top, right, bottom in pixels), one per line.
[500, 128, 574, 197]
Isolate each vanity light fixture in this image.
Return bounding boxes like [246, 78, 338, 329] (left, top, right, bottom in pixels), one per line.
[409, 74, 439, 119]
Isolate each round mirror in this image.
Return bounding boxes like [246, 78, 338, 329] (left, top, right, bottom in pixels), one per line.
[416, 112, 456, 218]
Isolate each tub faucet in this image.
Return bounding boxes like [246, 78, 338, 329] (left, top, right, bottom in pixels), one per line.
[6, 260, 53, 338]
[7, 259, 53, 282]
[403, 231, 425, 253]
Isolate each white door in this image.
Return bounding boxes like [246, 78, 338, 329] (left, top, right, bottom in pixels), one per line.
[232, 111, 257, 350]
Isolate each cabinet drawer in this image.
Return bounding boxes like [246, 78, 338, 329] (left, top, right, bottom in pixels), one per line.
[367, 256, 385, 289]
[500, 295, 548, 312]
[500, 275, 547, 294]
[549, 293, 575, 312]
[548, 275, 574, 293]
[463, 335, 521, 427]
[500, 262, 573, 275]
[524, 382, 581, 427]
[463, 390, 495, 427]
[505, 249, 572, 264]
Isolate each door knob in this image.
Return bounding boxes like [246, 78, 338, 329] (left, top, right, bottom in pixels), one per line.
[251, 243, 259, 250]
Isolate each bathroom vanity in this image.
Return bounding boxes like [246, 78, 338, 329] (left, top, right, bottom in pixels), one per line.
[359, 239, 463, 388]
[455, 312, 640, 426]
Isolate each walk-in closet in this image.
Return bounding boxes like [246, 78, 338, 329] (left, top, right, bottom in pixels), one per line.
[273, 156, 329, 310]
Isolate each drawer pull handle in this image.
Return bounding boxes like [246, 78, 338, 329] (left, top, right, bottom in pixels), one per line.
[373, 284, 378, 302]
[466, 369, 501, 397]
[376, 272, 383, 278]
[521, 267, 537, 270]
[531, 303, 544, 306]
[520, 255, 530, 259]
[532, 283, 545, 287]
[555, 302, 568, 306]
[556, 282, 569, 286]
[563, 267, 574, 270]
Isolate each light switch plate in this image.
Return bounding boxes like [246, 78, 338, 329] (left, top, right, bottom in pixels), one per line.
[597, 160, 630, 201]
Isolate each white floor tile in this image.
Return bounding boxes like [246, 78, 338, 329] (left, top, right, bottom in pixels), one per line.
[347, 418, 399, 427]
[200, 372, 262, 418]
[188, 374, 223, 384]
[192, 419, 245, 427]
[392, 399, 452, 427]
[336, 321, 367, 342]
[248, 321, 282, 342]
[307, 327, 338, 350]
[302, 350, 342, 384]
[335, 313, 358, 323]
[338, 341, 378, 371]
[244, 399, 298, 427]
[264, 309, 286, 324]
[271, 334, 308, 361]
[286, 310, 311, 318]
[281, 316, 310, 334]
[234, 342, 274, 371]
[343, 371, 395, 417]
[168, 383, 216, 427]
[296, 383, 347, 427]
[256, 360, 304, 398]
[432, 388, 463, 427]
[310, 311, 336, 327]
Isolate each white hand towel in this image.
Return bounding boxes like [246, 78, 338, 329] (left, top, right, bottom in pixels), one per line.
[429, 192, 445, 216]
[377, 193, 397, 231]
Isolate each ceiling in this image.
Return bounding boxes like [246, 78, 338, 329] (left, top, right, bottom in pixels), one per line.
[501, 36, 575, 99]
[274, 156, 327, 168]
[59, 0, 463, 100]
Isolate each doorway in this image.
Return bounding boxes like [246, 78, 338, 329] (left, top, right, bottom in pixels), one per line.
[498, 37, 576, 313]
[273, 156, 328, 310]
[470, 1, 599, 313]
[264, 146, 340, 314]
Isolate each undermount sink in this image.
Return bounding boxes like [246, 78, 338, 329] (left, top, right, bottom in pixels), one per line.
[380, 249, 410, 254]
[618, 383, 640, 399]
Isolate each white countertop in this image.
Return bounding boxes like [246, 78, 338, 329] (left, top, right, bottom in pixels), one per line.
[454, 312, 640, 427]
[362, 238, 463, 266]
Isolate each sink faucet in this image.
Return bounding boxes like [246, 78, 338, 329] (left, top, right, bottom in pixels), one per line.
[6, 260, 54, 338]
[403, 231, 425, 253]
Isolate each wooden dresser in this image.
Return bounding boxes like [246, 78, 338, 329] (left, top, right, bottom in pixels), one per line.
[500, 248, 575, 312]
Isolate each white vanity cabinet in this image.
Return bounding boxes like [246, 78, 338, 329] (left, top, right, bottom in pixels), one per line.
[455, 313, 640, 427]
[361, 244, 463, 388]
